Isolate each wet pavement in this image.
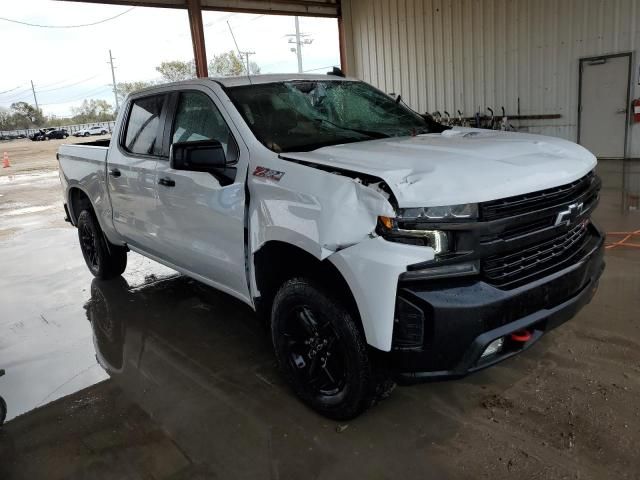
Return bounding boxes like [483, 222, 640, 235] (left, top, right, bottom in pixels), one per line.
[1, 166, 639, 479]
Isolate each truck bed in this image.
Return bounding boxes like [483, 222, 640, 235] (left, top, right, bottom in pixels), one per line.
[58, 142, 108, 165]
[58, 141, 111, 228]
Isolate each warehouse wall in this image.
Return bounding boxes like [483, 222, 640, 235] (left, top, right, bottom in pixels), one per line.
[341, 0, 640, 157]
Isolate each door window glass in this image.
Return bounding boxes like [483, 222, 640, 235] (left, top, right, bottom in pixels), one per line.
[124, 95, 165, 156]
[172, 91, 238, 163]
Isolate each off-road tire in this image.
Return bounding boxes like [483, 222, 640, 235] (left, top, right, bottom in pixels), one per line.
[0, 396, 6, 426]
[77, 209, 127, 279]
[271, 277, 393, 420]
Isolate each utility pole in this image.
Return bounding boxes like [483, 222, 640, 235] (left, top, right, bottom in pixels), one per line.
[108, 49, 119, 110]
[294, 16, 303, 74]
[241, 51, 255, 74]
[30, 80, 39, 111]
[286, 16, 313, 73]
[227, 21, 255, 76]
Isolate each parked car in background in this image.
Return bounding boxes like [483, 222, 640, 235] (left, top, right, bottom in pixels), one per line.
[74, 126, 108, 137]
[45, 128, 69, 140]
[29, 129, 53, 141]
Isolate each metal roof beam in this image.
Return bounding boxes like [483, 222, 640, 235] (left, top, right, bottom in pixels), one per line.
[56, 0, 340, 17]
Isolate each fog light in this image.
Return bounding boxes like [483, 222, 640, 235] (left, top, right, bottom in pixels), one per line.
[481, 337, 504, 358]
[392, 297, 425, 350]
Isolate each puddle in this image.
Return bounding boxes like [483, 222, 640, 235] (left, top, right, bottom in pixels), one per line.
[0, 227, 176, 422]
[0, 201, 30, 211]
[0, 171, 59, 186]
[0, 205, 56, 217]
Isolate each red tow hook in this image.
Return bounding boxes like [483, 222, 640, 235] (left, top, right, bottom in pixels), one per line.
[510, 329, 533, 343]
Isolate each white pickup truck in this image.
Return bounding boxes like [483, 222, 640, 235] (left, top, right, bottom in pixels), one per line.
[58, 73, 604, 419]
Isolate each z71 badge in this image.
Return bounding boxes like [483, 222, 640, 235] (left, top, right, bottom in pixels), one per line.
[253, 166, 285, 182]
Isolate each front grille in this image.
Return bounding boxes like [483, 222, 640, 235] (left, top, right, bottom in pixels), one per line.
[481, 171, 596, 221]
[483, 222, 590, 286]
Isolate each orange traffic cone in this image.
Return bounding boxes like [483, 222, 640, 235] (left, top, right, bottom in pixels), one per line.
[2, 152, 10, 168]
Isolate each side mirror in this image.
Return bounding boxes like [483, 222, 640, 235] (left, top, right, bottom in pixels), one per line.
[170, 140, 226, 173]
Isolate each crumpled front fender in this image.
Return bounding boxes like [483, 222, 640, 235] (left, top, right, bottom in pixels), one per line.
[328, 237, 434, 351]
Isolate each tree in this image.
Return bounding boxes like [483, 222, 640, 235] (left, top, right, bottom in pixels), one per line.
[209, 51, 260, 77]
[9, 102, 44, 128]
[116, 81, 155, 103]
[0, 107, 12, 130]
[156, 60, 196, 82]
[71, 99, 115, 124]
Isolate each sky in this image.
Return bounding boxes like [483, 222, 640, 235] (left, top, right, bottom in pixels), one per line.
[0, 0, 340, 117]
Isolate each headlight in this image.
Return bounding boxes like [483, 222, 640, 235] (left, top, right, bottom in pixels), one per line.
[378, 203, 476, 253]
[378, 217, 450, 253]
[398, 203, 478, 221]
[392, 228, 449, 254]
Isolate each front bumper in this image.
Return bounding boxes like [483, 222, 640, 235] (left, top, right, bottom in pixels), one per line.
[391, 225, 605, 382]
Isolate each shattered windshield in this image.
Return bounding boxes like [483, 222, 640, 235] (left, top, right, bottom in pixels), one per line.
[226, 80, 432, 152]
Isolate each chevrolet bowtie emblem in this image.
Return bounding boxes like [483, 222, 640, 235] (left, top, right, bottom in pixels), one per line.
[555, 202, 584, 226]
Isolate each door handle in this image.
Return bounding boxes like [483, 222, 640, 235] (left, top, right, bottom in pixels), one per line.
[616, 108, 628, 114]
[108, 168, 121, 177]
[158, 177, 175, 187]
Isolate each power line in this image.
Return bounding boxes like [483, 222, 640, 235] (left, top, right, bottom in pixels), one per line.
[0, 85, 25, 95]
[0, 86, 33, 100]
[40, 86, 112, 106]
[36, 78, 75, 89]
[0, 92, 34, 105]
[227, 21, 254, 80]
[36, 75, 102, 94]
[0, 7, 135, 29]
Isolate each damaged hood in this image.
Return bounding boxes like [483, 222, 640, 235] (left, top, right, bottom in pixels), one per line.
[285, 128, 597, 207]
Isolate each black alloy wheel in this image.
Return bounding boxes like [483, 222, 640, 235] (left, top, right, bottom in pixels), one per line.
[76, 210, 127, 279]
[79, 219, 100, 273]
[272, 278, 392, 420]
[282, 304, 347, 398]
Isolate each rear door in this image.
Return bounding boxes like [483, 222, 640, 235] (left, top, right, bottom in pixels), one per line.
[107, 93, 169, 255]
[154, 87, 249, 301]
[579, 55, 630, 158]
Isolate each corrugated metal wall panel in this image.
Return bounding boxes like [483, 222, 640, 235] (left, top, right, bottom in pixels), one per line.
[343, 0, 640, 156]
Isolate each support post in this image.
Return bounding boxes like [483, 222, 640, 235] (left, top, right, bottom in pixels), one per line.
[186, 0, 208, 78]
[337, 14, 347, 75]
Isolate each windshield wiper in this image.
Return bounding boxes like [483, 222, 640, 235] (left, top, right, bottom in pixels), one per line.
[316, 118, 390, 139]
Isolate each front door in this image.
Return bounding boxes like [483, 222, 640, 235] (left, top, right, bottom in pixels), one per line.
[579, 54, 630, 159]
[108, 93, 168, 254]
[154, 88, 249, 301]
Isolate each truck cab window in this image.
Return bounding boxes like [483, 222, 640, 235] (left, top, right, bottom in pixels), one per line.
[171, 91, 238, 163]
[124, 95, 165, 156]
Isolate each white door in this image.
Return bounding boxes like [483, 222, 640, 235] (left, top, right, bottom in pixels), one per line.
[579, 55, 629, 158]
[154, 89, 249, 301]
[108, 93, 167, 254]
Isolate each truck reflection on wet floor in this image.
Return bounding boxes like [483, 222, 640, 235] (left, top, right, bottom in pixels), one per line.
[83, 275, 341, 477]
[81, 275, 458, 478]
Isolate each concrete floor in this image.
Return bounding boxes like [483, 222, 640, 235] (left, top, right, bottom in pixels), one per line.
[0, 162, 639, 479]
